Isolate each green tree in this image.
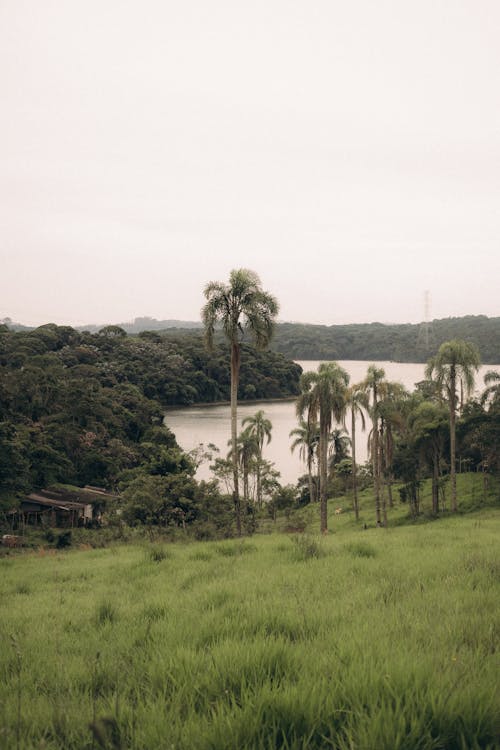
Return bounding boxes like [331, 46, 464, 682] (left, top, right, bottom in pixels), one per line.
[328, 428, 351, 473]
[362, 365, 386, 525]
[345, 384, 368, 521]
[425, 340, 480, 512]
[202, 269, 279, 535]
[376, 380, 408, 522]
[227, 428, 259, 507]
[290, 419, 319, 505]
[241, 410, 272, 507]
[297, 362, 349, 533]
[481, 370, 500, 409]
[408, 401, 449, 514]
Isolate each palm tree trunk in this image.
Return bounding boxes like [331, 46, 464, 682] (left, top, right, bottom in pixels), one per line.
[449, 368, 457, 512]
[351, 409, 359, 521]
[231, 342, 241, 535]
[381, 482, 388, 527]
[432, 449, 439, 514]
[320, 424, 328, 533]
[372, 421, 382, 525]
[317, 457, 320, 502]
[307, 457, 314, 506]
[243, 461, 249, 505]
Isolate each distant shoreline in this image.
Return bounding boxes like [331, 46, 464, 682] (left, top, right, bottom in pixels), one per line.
[165, 395, 298, 412]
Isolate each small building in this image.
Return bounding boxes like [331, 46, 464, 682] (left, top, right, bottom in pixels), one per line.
[19, 494, 93, 528]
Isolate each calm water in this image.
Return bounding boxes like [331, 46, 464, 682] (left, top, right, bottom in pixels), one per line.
[164, 360, 498, 485]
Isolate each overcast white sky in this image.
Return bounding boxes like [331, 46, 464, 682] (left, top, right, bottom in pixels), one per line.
[1, 0, 499, 328]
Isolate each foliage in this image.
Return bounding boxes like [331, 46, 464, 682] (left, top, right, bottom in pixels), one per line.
[0, 322, 299, 513]
[202, 268, 280, 536]
[426, 339, 481, 512]
[270, 315, 500, 363]
[296, 362, 349, 532]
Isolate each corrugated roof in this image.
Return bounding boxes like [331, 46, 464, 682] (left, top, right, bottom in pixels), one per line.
[25, 494, 88, 510]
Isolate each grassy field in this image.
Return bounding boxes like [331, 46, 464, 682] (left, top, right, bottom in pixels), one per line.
[0, 487, 499, 748]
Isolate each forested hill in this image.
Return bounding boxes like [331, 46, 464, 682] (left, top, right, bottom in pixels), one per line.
[157, 315, 500, 363]
[270, 316, 500, 363]
[3, 314, 500, 362]
[0, 324, 301, 499]
[0, 325, 302, 408]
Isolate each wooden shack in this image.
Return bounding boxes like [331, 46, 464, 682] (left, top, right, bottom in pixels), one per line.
[20, 494, 93, 528]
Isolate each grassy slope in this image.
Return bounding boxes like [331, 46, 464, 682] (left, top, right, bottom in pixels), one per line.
[0, 483, 499, 749]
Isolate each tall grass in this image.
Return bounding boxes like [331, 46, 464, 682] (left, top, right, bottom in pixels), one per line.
[0, 509, 498, 748]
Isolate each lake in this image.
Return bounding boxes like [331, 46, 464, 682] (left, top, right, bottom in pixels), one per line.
[164, 360, 498, 485]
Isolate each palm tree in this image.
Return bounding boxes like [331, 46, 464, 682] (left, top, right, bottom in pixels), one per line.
[297, 363, 349, 533]
[345, 383, 368, 521]
[202, 269, 279, 535]
[328, 428, 351, 474]
[362, 365, 386, 525]
[425, 340, 480, 512]
[290, 419, 319, 504]
[241, 410, 272, 508]
[227, 428, 259, 507]
[409, 401, 448, 514]
[481, 370, 500, 409]
[375, 380, 408, 523]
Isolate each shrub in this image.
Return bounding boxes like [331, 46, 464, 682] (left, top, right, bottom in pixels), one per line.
[56, 531, 72, 549]
[290, 534, 324, 561]
[148, 545, 170, 563]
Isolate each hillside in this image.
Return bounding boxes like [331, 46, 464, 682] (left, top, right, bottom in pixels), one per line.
[4, 314, 500, 363]
[271, 316, 500, 363]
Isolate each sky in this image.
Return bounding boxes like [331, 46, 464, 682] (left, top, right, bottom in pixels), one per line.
[1, 0, 499, 328]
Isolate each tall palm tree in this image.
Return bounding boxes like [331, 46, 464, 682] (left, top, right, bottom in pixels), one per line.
[345, 383, 368, 521]
[375, 380, 408, 523]
[290, 419, 319, 505]
[425, 340, 480, 512]
[362, 365, 386, 525]
[202, 269, 279, 535]
[241, 410, 272, 507]
[296, 363, 349, 533]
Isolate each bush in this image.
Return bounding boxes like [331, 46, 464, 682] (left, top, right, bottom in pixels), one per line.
[56, 531, 72, 549]
[148, 545, 170, 562]
[290, 534, 324, 561]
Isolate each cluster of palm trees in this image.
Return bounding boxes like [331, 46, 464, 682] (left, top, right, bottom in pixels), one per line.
[290, 340, 484, 531]
[202, 268, 494, 535]
[228, 410, 276, 508]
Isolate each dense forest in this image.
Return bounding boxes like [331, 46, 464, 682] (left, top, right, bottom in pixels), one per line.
[158, 315, 500, 363]
[0, 323, 301, 516]
[3, 314, 500, 363]
[270, 316, 500, 363]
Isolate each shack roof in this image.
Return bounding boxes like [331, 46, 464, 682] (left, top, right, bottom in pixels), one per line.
[23, 494, 89, 511]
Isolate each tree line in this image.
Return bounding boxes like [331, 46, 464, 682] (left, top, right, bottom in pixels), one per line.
[0, 318, 300, 534]
[271, 316, 500, 363]
[289, 341, 500, 532]
[5, 314, 500, 364]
